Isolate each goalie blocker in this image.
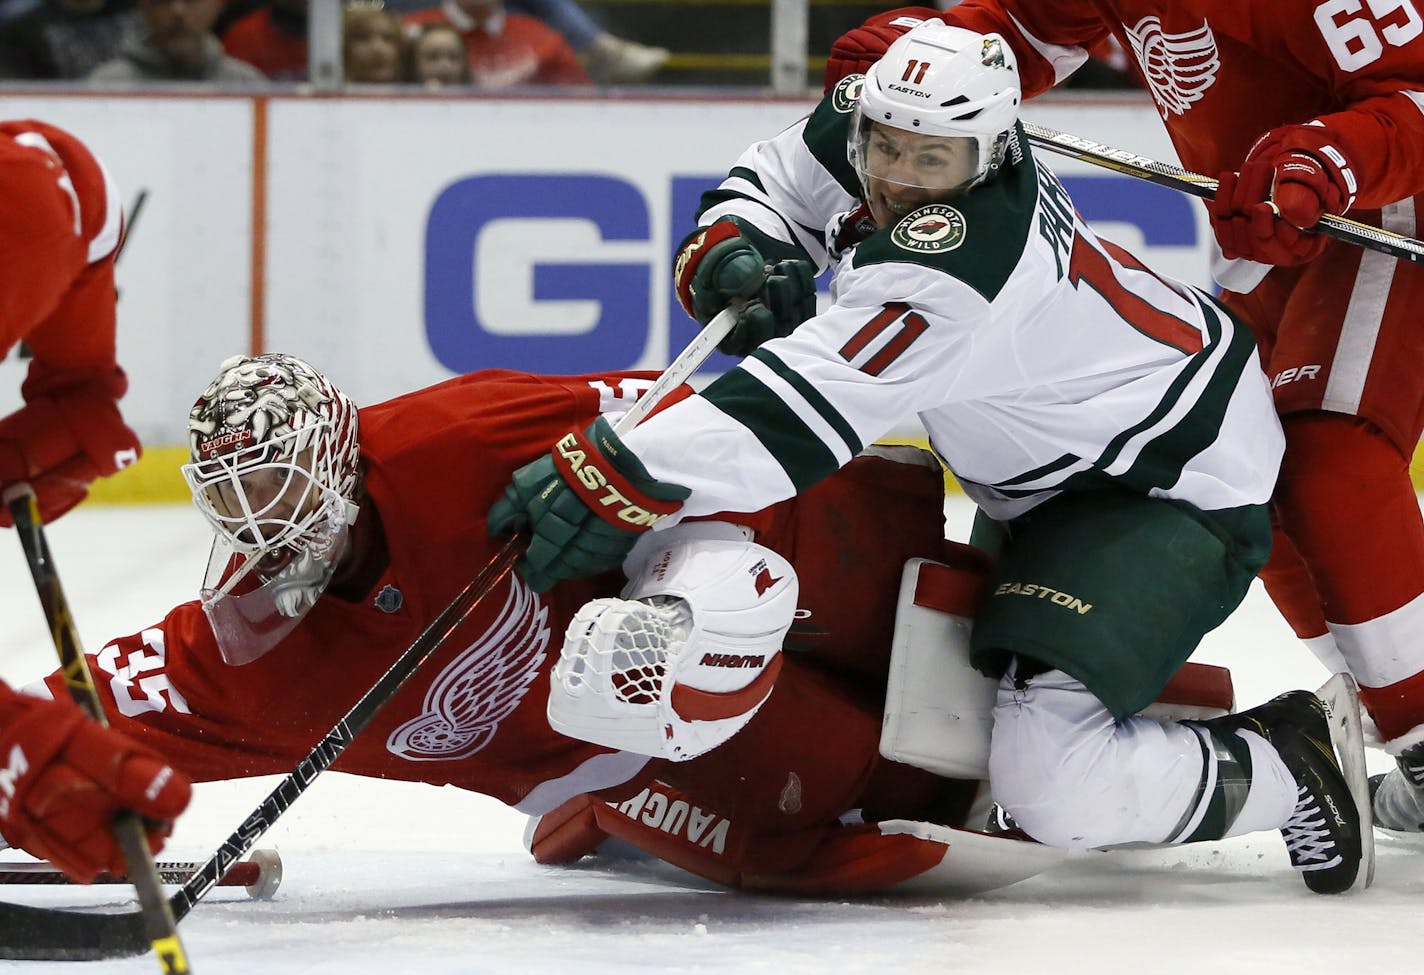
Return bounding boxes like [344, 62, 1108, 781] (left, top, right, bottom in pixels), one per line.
[532, 542, 1234, 896]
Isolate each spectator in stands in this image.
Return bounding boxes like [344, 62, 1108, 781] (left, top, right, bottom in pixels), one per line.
[402, 0, 587, 87]
[220, 0, 305, 79]
[508, 0, 664, 83]
[0, 0, 140, 78]
[386, 0, 665, 83]
[88, 0, 264, 80]
[407, 20, 469, 86]
[343, 0, 400, 82]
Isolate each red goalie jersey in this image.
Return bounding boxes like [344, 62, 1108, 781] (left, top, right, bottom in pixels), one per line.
[42, 368, 983, 891]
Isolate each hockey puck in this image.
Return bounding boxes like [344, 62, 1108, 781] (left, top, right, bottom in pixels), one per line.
[244, 849, 283, 900]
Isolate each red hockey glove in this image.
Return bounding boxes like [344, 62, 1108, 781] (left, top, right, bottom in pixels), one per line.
[1209, 123, 1358, 267]
[824, 6, 941, 91]
[0, 379, 141, 527]
[0, 685, 191, 883]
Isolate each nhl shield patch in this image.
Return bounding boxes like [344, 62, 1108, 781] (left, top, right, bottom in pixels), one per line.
[892, 205, 967, 253]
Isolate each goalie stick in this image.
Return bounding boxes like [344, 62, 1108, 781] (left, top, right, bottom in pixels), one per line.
[5, 485, 193, 974]
[0, 305, 741, 962]
[1022, 120, 1424, 266]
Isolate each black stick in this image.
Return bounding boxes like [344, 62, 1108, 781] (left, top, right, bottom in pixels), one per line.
[4, 486, 192, 973]
[0, 307, 737, 960]
[0, 538, 521, 960]
[1022, 120, 1424, 266]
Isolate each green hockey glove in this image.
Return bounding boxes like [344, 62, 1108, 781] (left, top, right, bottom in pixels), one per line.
[674, 219, 818, 355]
[487, 416, 691, 592]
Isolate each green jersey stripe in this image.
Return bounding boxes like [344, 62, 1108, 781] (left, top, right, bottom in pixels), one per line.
[701, 365, 844, 491]
[752, 349, 863, 458]
[1120, 300, 1258, 493]
[1096, 293, 1225, 474]
[699, 185, 827, 252]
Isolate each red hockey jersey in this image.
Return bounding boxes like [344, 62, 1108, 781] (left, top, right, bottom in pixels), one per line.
[944, 0, 1424, 209]
[46, 369, 953, 816]
[0, 119, 124, 396]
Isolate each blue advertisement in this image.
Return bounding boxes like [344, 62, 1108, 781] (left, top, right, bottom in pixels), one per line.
[424, 171, 1200, 375]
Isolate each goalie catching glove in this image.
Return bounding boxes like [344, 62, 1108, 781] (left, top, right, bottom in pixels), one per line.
[488, 415, 691, 592]
[674, 218, 818, 356]
[0, 683, 191, 883]
[548, 521, 797, 761]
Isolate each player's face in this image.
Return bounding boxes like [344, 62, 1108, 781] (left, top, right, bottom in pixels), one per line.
[861, 124, 977, 226]
[206, 449, 320, 549]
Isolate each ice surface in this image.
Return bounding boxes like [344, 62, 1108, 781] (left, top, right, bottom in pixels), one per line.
[1, 502, 1420, 974]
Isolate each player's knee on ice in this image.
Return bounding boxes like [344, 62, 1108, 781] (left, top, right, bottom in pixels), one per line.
[988, 665, 1205, 850]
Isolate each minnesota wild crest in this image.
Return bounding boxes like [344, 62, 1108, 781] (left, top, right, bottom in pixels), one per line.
[892, 204, 967, 253]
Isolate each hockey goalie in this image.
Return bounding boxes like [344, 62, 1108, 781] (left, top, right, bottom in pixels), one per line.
[525, 513, 1235, 895]
[5, 353, 1235, 897]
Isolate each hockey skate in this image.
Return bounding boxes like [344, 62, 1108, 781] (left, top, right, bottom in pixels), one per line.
[1369, 738, 1424, 833]
[1210, 676, 1373, 893]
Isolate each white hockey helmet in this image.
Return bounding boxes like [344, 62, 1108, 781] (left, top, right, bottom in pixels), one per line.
[849, 22, 1021, 198]
[181, 353, 362, 664]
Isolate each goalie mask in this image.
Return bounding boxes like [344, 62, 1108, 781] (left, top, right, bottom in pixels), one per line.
[849, 23, 1021, 225]
[180, 353, 361, 666]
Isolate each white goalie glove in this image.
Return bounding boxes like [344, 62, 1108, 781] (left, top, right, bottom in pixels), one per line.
[548, 521, 798, 761]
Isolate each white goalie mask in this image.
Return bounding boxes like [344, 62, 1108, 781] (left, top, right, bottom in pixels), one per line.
[849, 23, 1021, 213]
[180, 353, 362, 665]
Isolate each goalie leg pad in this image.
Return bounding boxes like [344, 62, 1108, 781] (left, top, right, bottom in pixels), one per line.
[879, 554, 1239, 779]
[549, 521, 798, 761]
[879, 554, 999, 779]
[533, 781, 1064, 896]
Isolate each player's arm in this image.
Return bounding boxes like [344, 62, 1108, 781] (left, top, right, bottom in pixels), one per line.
[825, 2, 1111, 95]
[628, 271, 981, 520]
[1275, 1, 1424, 210]
[674, 106, 860, 357]
[0, 121, 138, 526]
[36, 602, 319, 783]
[488, 281, 976, 591]
[0, 679, 191, 883]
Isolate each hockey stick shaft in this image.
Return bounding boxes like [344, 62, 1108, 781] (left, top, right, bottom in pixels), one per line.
[0, 306, 738, 962]
[5, 486, 193, 974]
[0, 860, 260, 888]
[1022, 120, 1424, 266]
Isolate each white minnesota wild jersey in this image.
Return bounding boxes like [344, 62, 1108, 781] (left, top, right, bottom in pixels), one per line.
[625, 79, 1285, 524]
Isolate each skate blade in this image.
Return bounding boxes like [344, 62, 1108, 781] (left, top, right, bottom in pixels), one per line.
[1316, 672, 1376, 889]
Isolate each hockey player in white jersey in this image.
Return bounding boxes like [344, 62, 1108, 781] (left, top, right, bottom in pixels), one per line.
[490, 23, 1372, 893]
